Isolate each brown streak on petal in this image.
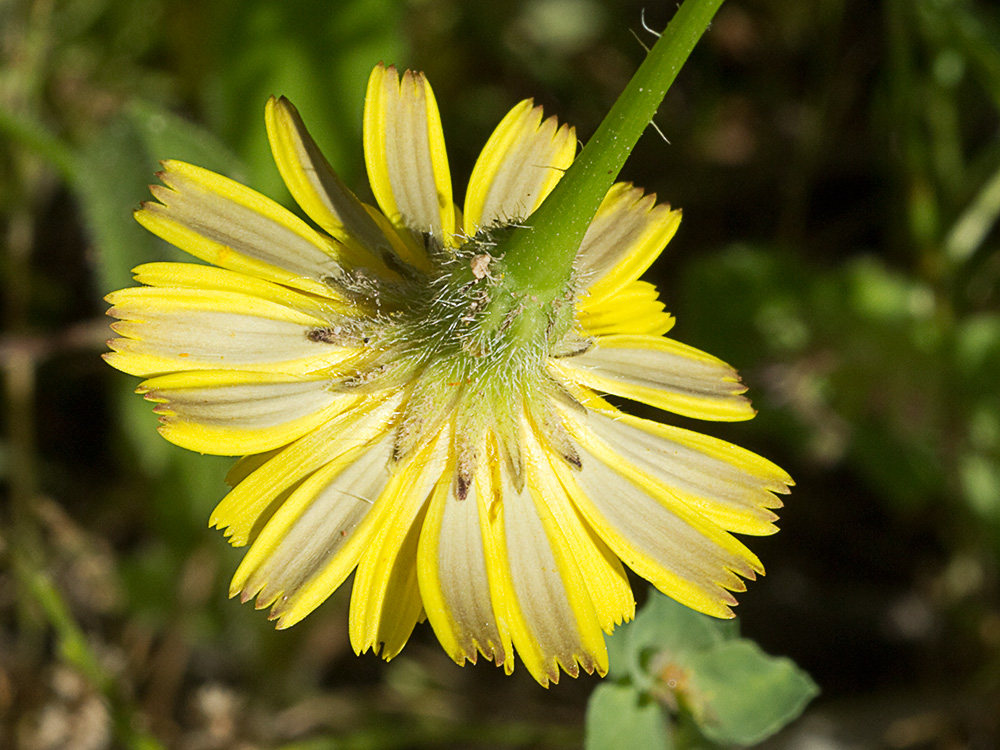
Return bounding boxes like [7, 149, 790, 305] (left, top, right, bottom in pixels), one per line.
[456, 470, 471, 502]
[562, 446, 582, 470]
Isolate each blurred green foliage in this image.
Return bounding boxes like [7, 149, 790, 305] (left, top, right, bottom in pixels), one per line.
[3, 0, 1000, 747]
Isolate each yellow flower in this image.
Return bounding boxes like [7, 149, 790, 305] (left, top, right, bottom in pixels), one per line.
[105, 63, 792, 686]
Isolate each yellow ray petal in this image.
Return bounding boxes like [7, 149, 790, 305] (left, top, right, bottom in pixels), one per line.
[130, 262, 354, 319]
[463, 99, 576, 234]
[211, 393, 400, 546]
[138, 369, 354, 455]
[104, 286, 350, 377]
[551, 454, 742, 619]
[483, 426, 608, 686]
[591, 408, 791, 531]
[553, 409, 774, 618]
[567, 408, 774, 563]
[529, 441, 635, 634]
[225, 449, 282, 488]
[417, 442, 510, 670]
[577, 182, 682, 305]
[265, 95, 417, 273]
[349, 428, 450, 658]
[232, 435, 394, 626]
[363, 63, 455, 247]
[362, 203, 433, 272]
[135, 160, 343, 296]
[576, 280, 675, 337]
[550, 334, 756, 421]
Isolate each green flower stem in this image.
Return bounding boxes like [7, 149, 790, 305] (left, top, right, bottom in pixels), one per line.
[496, 0, 726, 299]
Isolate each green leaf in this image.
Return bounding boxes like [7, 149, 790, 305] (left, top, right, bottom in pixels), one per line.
[602, 593, 817, 747]
[637, 592, 739, 654]
[608, 591, 737, 686]
[684, 640, 819, 746]
[126, 101, 246, 179]
[585, 683, 673, 750]
[77, 102, 242, 475]
[77, 101, 244, 296]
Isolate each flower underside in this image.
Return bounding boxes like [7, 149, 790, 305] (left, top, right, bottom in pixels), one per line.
[104, 63, 793, 687]
[321, 223, 587, 492]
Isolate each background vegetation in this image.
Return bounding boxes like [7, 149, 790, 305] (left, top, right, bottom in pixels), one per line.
[2, 0, 999, 747]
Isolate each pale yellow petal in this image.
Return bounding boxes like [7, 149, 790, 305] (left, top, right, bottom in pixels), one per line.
[130, 262, 355, 319]
[349, 429, 450, 658]
[265, 96, 419, 273]
[528, 440, 635, 633]
[363, 64, 455, 247]
[211, 393, 401, 546]
[225, 449, 282, 488]
[138, 370, 353, 455]
[417, 444, 510, 670]
[362, 203, 434, 272]
[580, 408, 789, 535]
[463, 100, 576, 234]
[104, 287, 353, 377]
[484, 427, 608, 686]
[550, 334, 755, 421]
[135, 160, 343, 296]
[576, 280, 674, 337]
[577, 182, 681, 304]
[232, 434, 394, 625]
[553, 408, 773, 618]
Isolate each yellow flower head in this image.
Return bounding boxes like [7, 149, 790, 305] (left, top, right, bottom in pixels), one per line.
[105, 63, 792, 686]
